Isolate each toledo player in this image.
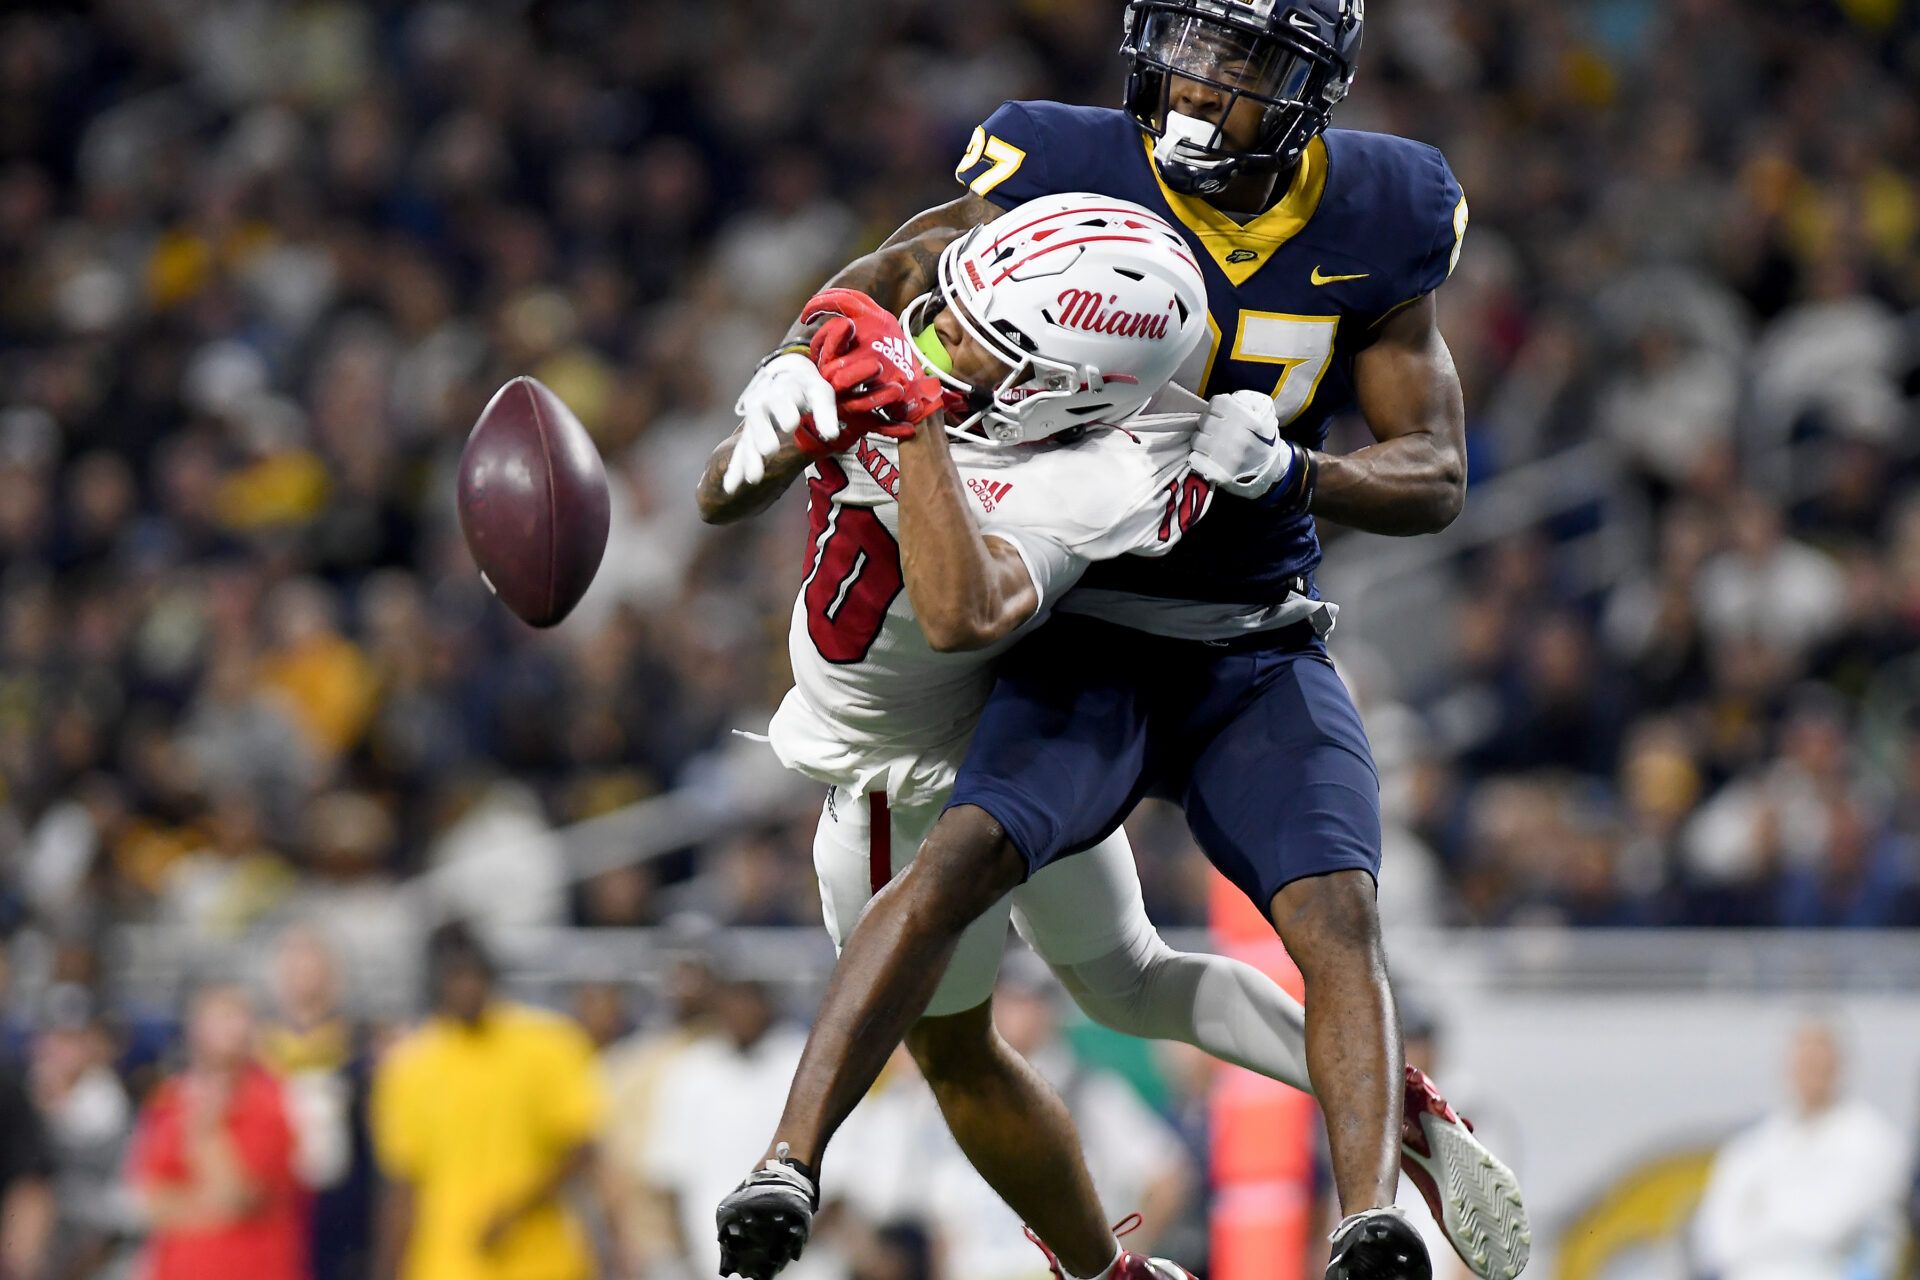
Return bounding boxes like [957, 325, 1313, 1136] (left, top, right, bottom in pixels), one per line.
[718, 3, 1528, 1280]
[702, 195, 1309, 1280]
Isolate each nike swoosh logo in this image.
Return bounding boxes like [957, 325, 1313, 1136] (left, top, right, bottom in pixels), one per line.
[1252, 430, 1277, 446]
[1310, 266, 1370, 285]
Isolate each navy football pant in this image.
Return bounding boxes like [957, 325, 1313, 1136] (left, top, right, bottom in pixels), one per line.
[946, 612, 1382, 911]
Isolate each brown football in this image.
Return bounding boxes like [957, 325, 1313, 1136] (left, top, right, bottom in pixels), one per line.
[457, 376, 610, 627]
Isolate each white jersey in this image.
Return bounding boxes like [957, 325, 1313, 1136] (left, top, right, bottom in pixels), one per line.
[768, 389, 1209, 804]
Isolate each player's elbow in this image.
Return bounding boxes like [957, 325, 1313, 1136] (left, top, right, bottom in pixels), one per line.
[922, 614, 1000, 653]
[1424, 466, 1466, 531]
[1407, 444, 1466, 533]
[695, 476, 759, 525]
[920, 597, 1020, 653]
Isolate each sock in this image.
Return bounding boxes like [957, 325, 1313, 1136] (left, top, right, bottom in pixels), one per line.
[1068, 1241, 1123, 1279]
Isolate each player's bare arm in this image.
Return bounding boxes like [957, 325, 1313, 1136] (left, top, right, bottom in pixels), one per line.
[1312, 292, 1467, 535]
[696, 429, 809, 524]
[724, 202, 996, 503]
[773, 195, 998, 351]
[894, 424, 1039, 652]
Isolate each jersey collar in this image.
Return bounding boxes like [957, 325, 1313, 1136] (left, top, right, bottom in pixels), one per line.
[1139, 133, 1329, 287]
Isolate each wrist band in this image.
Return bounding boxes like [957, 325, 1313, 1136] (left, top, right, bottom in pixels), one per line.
[1286, 445, 1319, 514]
[755, 343, 811, 373]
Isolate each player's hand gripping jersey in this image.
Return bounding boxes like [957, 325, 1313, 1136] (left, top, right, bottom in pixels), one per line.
[956, 98, 1466, 616]
[768, 388, 1208, 804]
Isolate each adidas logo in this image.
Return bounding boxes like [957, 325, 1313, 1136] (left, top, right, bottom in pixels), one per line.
[967, 477, 1013, 511]
[873, 335, 921, 378]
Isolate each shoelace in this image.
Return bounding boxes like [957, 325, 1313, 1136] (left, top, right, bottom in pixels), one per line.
[1329, 1204, 1412, 1245]
[1023, 1214, 1150, 1280]
[748, 1142, 820, 1209]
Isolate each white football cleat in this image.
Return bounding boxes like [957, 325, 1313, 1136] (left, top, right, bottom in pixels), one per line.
[1401, 1067, 1531, 1279]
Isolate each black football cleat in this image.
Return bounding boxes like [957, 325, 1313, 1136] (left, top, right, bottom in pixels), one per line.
[1327, 1207, 1432, 1280]
[716, 1145, 819, 1280]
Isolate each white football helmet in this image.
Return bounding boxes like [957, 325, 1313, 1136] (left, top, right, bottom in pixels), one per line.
[902, 192, 1208, 446]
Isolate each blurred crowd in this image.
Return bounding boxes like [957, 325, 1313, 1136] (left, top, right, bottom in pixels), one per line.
[4, 0, 1920, 951]
[0, 915, 1205, 1280]
[1, 0, 1919, 1271]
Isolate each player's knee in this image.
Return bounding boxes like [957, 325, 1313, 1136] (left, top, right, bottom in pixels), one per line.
[1268, 869, 1383, 975]
[905, 1003, 998, 1091]
[1054, 934, 1167, 1032]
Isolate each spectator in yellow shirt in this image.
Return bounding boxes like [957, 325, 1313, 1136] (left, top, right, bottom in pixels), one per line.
[371, 923, 603, 1280]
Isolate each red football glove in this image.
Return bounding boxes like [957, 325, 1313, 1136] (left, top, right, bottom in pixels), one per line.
[800, 288, 944, 446]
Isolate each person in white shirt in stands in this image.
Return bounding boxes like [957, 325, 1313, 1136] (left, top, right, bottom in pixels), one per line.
[638, 971, 816, 1280]
[1694, 1020, 1908, 1280]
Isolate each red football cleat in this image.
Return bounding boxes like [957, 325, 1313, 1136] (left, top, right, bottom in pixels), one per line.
[1024, 1215, 1196, 1280]
[1400, 1067, 1531, 1279]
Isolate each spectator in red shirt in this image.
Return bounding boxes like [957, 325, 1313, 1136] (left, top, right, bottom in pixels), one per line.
[128, 983, 309, 1280]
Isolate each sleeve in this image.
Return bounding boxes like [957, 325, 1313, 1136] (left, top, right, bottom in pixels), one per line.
[536, 1021, 605, 1150]
[638, 1055, 696, 1190]
[985, 527, 1087, 615]
[954, 101, 1059, 209]
[369, 1045, 424, 1182]
[1402, 142, 1467, 301]
[1077, 457, 1212, 562]
[1692, 1128, 1766, 1274]
[235, 1077, 300, 1192]
[125, 1096, 171, 1190]
[0, 1073, 53, 1184]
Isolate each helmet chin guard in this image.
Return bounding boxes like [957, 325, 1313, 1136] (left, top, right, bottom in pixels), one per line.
[904, 193, 1210, 449]
[1121, 0, 1363, 194]
[1152, 111, 1244, 197]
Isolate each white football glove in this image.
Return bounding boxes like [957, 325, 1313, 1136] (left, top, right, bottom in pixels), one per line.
[1188, 389, 1314, 506]
[723, 352, 840, 494]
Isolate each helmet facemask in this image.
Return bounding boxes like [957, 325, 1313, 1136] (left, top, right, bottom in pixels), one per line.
[1122, 2, 1355, 196]
[902, 230, 1118, 448]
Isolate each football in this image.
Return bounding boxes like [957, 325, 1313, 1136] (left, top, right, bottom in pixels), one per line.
[456, 376, 610, 627]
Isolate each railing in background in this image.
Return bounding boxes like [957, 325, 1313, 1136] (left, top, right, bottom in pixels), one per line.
[1317, 439, 1651, 693]
[102, 921, 1920, 1017]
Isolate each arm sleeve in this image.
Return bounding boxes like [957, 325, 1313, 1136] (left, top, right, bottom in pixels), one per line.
[954, 101, 1058, 209]
[985, 529, 1086, 616]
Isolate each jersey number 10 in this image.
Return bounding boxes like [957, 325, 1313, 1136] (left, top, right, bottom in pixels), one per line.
[803, 457, 904, 664]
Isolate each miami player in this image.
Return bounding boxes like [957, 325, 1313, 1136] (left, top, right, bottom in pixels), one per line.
[702, 195, 1302, 1280]
[716, 3, 1529, 1280]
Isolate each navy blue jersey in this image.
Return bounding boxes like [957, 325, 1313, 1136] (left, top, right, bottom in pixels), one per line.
[954, 101, 1466, 605]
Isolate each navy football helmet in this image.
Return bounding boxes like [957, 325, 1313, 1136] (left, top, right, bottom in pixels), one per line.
[1122, 0, 1363, 196]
